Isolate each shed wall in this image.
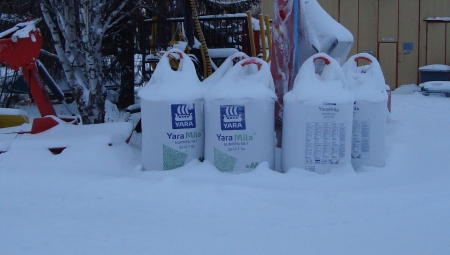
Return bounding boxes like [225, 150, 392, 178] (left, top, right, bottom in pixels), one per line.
[262, 0, 450, 88]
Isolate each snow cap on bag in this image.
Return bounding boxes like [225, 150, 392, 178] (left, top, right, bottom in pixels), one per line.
[285, 53, 354, 104]
[342, 53, 388, 102]
[202, 52, 249, 87]
[204, 57, 276, 100]
[138, 48, 203, 101]
[301, 0, 354, 60]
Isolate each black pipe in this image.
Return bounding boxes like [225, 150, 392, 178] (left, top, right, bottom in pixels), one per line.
[36, 60, 76, 116]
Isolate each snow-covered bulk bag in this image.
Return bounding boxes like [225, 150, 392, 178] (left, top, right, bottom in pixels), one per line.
[202, 52, 248, 87]
[204, 57, 276, 173]
[281, 53, 355, 174]
[342, 53, 388, 169]
[138, 49, 204, 171]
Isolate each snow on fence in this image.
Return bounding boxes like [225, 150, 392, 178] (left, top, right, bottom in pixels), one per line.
[140, 15, 253, 81]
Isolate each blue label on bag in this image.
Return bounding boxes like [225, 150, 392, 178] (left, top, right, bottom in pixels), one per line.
[171, 103, 196, 129]
[220, 105, 246, 130]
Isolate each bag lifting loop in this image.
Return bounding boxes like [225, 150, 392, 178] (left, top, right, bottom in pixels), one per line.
[167, 51, 183, 59]
[241, 58, 263, 67]
[354, 56, 372, 63]
[313, 56, 331, 65]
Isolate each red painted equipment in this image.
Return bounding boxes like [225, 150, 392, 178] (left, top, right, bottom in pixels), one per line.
[0, 19, 79, 133]
[0, 20, 132, 154]
[0, 19, 57, 118]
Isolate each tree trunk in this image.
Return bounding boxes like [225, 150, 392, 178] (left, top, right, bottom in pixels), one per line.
[73, 83, 105, 124]
[117, 19, 135, 109]
[41, 0, 133, 124]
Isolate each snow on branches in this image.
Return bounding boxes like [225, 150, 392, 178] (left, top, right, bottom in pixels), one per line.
[40, 0, 135, 124]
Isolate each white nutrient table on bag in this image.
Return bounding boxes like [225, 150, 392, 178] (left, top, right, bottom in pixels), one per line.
[304, 122, 347, 165]
[351, 120, 370, 159]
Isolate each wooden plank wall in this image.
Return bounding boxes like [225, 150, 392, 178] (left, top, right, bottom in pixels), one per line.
[318, 0, 450, 88]
[262, 0, 450, 88]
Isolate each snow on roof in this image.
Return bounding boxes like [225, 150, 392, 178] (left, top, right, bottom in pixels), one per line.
[419, 64, 450, 71]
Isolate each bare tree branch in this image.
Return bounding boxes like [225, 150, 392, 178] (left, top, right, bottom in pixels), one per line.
[102, 0, 130, 32]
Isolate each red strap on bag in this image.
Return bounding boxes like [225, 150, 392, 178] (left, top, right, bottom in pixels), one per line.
[313, 56, 331, 65]
[241, 58, 263, 67]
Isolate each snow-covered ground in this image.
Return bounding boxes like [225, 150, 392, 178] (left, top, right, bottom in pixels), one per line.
[1, 85, 450, 254]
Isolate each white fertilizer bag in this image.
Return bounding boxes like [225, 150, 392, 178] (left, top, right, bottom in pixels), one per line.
[202, 52, 248, 87]
[282, 53, 355, 174]
[342, 53, 388, 169]
[204, 57, 276, 173]
[138, 49, 204, 171]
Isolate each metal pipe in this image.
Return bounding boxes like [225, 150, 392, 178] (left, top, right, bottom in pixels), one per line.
[259, 14, 267, 60]
[246, 11, 256, 57]
[264, 15, 272, 63]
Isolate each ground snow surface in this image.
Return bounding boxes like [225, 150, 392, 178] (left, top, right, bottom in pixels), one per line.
[1, 89, 450, 254]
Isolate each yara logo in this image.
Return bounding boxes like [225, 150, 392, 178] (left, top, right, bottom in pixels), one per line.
[220, 105, 246, 130]
[171, 103, 196, 129]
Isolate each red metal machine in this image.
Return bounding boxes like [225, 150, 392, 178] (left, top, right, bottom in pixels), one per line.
[0, 19, 81, 133]
[0, 20, 132, 154]
[0, 20, 58, 118]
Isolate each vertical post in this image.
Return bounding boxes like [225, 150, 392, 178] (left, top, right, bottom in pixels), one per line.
[259, 14, 267, 61]
[23, 64, 57, 117]
[151, 16, 158, 71]
[246, 11, 256, 57]
[151, 16, 157, 55]
[118, 9, 135, 109]
[264, 15, 272, 63]
[271, 0, 297, 147]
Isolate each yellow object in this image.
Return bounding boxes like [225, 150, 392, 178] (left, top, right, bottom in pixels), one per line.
[259, 14, 267, 60]
[168, 54, 180, 70]
[0, 109, 29, 128]
[189, 0, 212, 78]
[150, 16, 158, 71]
[246, 11, 256, 57]
[264, 15, 272, 63]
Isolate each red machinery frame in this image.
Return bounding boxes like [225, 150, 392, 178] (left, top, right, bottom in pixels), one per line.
[0, 20, 58, 118]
